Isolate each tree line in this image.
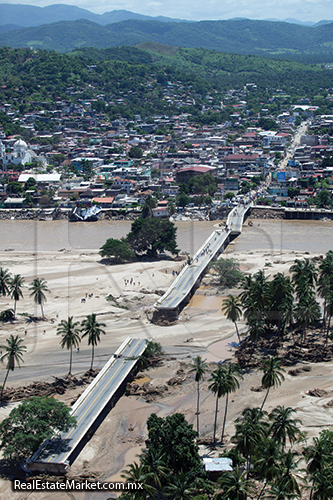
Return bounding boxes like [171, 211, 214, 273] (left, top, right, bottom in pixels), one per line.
[222, 252, 333, 354]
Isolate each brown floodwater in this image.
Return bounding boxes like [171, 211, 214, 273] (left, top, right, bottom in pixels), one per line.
[1, 218, 333, 254]
[187, 294, 227, 312]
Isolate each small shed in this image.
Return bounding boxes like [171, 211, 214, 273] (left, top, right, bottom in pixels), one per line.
[203, 457, 233, 481]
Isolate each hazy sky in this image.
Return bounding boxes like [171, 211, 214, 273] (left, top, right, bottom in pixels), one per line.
[5, 0, 333, 23]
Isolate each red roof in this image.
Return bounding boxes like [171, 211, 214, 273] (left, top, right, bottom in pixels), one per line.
[178, 166, 215, 173]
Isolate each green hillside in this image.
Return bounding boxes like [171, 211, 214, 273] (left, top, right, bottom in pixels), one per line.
[1, 18, 333, 62]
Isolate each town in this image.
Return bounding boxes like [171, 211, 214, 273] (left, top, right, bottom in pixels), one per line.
[1, 49, 333, 219]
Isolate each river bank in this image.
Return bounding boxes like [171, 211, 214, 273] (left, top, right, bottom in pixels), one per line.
[1, 246, 333, 499]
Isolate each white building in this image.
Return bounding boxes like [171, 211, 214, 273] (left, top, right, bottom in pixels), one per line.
[2, 139, 37, 168]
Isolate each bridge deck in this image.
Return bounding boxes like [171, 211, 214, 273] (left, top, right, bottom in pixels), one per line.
[26, 337, 146, 473]
[155, 203, 251, 311]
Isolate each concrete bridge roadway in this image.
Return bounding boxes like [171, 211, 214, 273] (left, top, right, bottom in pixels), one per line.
[26, 337, 146, 474]
[155, 203, 251, 311]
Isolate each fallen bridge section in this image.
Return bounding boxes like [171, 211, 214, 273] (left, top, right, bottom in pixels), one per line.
[153, 203, 251, 316]
[25, 337, 146, 474]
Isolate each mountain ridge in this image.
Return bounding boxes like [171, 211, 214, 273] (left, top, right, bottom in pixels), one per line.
[1, 17, 333, 63]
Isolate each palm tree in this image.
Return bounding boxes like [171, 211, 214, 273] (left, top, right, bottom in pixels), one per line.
[81, 313, 106, 371]
[189, 355, 207, 437]
[254, 437, 281, 499]
[221, 362, 243, 444]
[139, 449, 170, 489]
[290, 258, 318, 300]
[294, 293, 321, 344]
[9, 274, 25, 318]
[208, 364, 227, 446]
[56, 316, 81, 375]
[0, 267, 12, 296]
[240, 270, 268, 322]
[216, 466, 254, 500]
[121, 462, 156, 500]
[0, 334, 27, 402]
[163, 469, 198, 500]
[310, 469, 333, 500]
[222, 295, 242, 343]
[273, 450, 302, 499]
[267, 273, 294, 342]
[268, 406, 302, 452]
[232, 407, 268, 477]
[259, 356, 285, 411]
[29, 277, 50, 317]
[304, 435, 333, 500]
[318, 252, 333, 342]
[246, 316, 265, 359]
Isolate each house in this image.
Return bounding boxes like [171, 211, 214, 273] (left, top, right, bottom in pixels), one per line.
[202, 457, 233, 481]
[152, 207, 169, 218]
[175, 165, 216, 184]
[92, 197, 115, 208]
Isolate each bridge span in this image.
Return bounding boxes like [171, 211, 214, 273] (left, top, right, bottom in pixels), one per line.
[154, 203, 251, 316]
[25, 337, 146, 474]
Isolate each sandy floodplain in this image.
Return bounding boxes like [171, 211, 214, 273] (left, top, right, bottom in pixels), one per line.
[0, 245, 333, 499]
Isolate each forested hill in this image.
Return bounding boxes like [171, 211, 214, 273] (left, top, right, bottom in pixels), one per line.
[1, 18, 333, 62]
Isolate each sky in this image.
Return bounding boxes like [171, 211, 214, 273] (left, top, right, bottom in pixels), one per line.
[3, 0, 333, 23]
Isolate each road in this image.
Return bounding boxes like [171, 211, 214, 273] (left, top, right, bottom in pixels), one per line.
[279, 120, 309, 170]
[29, 338, 146, 470]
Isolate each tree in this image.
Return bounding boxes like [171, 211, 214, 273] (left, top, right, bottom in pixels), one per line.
[0, 267, 11, 297]
[128, 146, 143, 158]
[81, 313, 106, 370]
[0, 397, 76, 461]
[294, 293, 321, 344]
[176, 192, 191, 208]
[290, 258, 317, 301]
[163, 470, 201, 500]
[222, 295, 242, 343]
[268, 406, 302, 452]
[99, 238, 135, 262]
[127, 217, 179, 257]
[9, 274, 24, 318]
[272, 450, 302, 499]
[189, 356, 208, 436]
[142, 195, 157, 217]
[56, 317, 81, 375]
[208, 364, 227, 446]
[138, 448, 170, 489]
[216, 466, 254, 500]
[145, 413, 201, 474]
[211, 258, 244, 289]
[316, 190, 331, 208]
[221, 363, 243, 444]
[232, 407, 268, 477]
[267, 273, 294, 340]
[288, 187, 300, 199]
[260, 357, 285, 410]
[121, 462, 157, 500]
[0, 335, 26, 402]
[304, 429, 333, 500]
[29, 277, 50, 317]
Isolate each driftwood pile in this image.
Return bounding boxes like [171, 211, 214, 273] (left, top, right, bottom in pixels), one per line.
[126, 381, 169, 402]
[2, 370, 99, 403]
[126, 366, 192, 402]
[236, 329, 333, 369]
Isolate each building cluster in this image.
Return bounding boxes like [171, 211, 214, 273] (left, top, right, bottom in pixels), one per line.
[1, 90, 333, 214]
